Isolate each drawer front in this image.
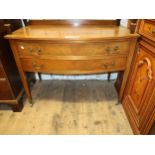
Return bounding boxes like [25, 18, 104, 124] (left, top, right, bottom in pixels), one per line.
[139, 20, 155, 41]
[17, 41, 130, 58]
[20, 57, 127, 74]
[0, 79, 13, 100]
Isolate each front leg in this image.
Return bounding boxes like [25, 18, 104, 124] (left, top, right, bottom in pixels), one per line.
[9, 40, 33, 104]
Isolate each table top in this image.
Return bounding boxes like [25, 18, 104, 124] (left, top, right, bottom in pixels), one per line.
[5, 25, 139, 41]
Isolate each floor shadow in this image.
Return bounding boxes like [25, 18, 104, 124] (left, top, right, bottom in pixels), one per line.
[32, 79, 118, 103]
[0, 79, 118, 111]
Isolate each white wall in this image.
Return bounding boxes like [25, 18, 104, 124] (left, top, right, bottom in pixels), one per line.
[39, 73, 118, 80]
[120, 19, 128, 27]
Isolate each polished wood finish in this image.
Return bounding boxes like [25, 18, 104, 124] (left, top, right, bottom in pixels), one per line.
[5, 25, 138, 40]
[20, 56, 127, 74]
[139, 20, 155, 42]
[29, 19, 121, 26]
[16, 41, 130, 57]
[5, 20, 139, 102]
[9, 40, 33, 103]
[28, 20, 121, 82]
[123, 19, 155, 134]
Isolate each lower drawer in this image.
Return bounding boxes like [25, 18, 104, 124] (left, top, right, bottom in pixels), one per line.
[21, 57, 127, 74]
[0, 79, 13, 100]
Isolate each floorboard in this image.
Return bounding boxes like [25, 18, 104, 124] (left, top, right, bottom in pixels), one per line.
[0, 80, 133, 135]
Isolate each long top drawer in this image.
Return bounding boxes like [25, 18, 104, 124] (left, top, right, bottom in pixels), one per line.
[16, 41, 130, 58]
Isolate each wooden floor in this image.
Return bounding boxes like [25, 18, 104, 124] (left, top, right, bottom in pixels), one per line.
[0, 80, 133, 135]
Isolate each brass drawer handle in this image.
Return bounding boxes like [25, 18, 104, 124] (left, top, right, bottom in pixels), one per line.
[28, 48, 33, 53]
[32, 63, 44, 70]
[113, 46, 119, 51]
[106, 46, 119, 54]
[0, 78, 6, 81]
[106, 47, 111, 53]
[27, 48, 41, 55]
[35, 48, 42, 55]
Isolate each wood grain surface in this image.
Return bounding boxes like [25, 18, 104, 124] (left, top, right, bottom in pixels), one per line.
[0, 80, 132, 135]
[5, 25, 139, 41]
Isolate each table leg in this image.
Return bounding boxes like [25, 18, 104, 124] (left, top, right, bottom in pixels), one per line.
[38, 73, 42, 81]
[108, 73, 111, 81]
[21, 72, 33, 104]
[9, 40, 33, 104]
